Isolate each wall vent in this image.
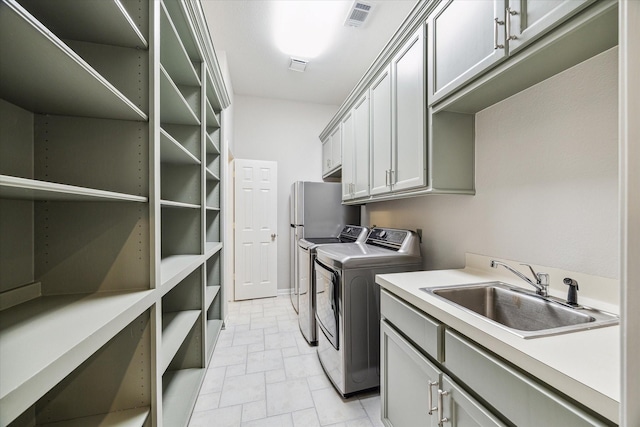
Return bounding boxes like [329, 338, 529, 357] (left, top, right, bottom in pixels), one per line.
[345, 1, 373, 27]
[289, 57, 308, 72]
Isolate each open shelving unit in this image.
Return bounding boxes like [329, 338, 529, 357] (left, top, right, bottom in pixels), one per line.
[0, 0, 230, 425]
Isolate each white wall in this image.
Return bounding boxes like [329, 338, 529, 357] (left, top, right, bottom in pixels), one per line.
[364, 47, 619, 280]
[232, 95, 339, 291]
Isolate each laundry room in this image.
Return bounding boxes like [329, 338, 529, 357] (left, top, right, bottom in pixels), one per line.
[0, 1, 638, 426]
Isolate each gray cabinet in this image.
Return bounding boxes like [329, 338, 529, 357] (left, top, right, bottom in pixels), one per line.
[381, 320, 441, 427]
[369, 65, 392, 196]
[380, 290, 609, 427]
[444, 330, 610, 427]
[505, 0, 594, 54]
[391, 25, 427, 193]
[440, 375, 506, 427]
[353, 93, 370, 199]
[429, 0, 507, 105]
[429, 0, 596, 105]
[322, 125, 342, 178]
[342, 92, 370, 201]
[368, 26, 427, 197]
[341, 112, 354, 200]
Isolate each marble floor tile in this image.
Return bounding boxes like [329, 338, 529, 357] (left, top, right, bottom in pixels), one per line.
[192, 296, 383, 427]
[219, 372, 266, 408]
[246, 349, 284, 373]
[189, 405, 242, 427]
[311, 388, 367, 426]
[266, 378, 314, 416]
[242, 399, 267, 423]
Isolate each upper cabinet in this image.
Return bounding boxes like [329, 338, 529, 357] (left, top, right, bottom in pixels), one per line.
[319, 0, 617, 204]
[370, 28, 426, 197]
[342, 92, 370, 201]
[322, 124, 342, 178]
[429, 0, 507, 105]
[392, 27, 427, 193]
[505, 0, 595, 54]
[429, 0, 598, 105]
[369, 65, 392, 196]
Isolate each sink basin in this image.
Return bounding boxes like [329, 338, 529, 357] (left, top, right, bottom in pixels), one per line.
[421, 282, 618, 338]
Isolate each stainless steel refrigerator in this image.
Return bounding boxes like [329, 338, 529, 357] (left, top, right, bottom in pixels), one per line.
[290, 182, 359, 313]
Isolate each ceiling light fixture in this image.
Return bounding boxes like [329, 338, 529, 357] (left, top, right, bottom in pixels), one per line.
[272, 1, 347, 59]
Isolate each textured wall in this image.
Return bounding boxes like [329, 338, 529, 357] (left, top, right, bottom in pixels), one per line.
[365, 47, 619, 280]
[232, 95, 339, 290]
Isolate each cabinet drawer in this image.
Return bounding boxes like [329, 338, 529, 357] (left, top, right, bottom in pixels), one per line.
[381, 290, 443, 361]
[444, 330, 611, 427]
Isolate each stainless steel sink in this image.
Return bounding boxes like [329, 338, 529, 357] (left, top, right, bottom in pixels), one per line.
[421, 282, 619, 338]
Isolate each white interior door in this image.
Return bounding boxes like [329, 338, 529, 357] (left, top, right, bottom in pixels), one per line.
[233, 159, 278, 300]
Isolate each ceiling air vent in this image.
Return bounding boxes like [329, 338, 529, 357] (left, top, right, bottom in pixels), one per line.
[345, 1, 374, 27]
[289, 57, 308, 72]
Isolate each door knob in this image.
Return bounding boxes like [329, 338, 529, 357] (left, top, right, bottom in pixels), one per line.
[271, 233, 277, 240]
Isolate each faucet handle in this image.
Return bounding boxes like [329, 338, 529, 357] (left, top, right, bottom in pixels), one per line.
[519, 263, 547, 284]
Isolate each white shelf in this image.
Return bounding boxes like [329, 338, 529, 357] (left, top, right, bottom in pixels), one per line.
[206, 206, 221, 212]
[206, 319, 224, 361]
[38, 407, 150, 427]
[18, 0, 147, 49]
[160, 65, 200, 126]
[205, 99, 220, 129]
[205, 168, 220, 181]
[0, 0, 147, 121]
[206, 133, 220, 155]
[160, 199, 201, 209]
[205, 242, 223, 259]
[160, 255, 203, 291]
[160, 129, 201, 165]
[160, 2, 200, 86]
[0, 175, 148, 202]
[161, 0, 201, 62]
[163, 368, 206, 427]
[205, 286, 220, 310]
[161, 310, 201, 374]
[0, 291, 155, 423]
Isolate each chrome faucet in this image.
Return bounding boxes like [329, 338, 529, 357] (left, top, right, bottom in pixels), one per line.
[490, 260, 549, 297]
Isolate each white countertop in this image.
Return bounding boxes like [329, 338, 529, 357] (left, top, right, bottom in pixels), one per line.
[376, 266, 620, 424]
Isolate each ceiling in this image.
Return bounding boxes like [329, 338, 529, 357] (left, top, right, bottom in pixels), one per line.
[201, 0, 418, 106]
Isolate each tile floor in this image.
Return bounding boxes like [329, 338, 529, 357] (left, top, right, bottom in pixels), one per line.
[188, 295, 383, 427]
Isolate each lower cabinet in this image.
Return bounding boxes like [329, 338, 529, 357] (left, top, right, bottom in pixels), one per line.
[380, 290, 613, 427]
[381, 320, 505, 427]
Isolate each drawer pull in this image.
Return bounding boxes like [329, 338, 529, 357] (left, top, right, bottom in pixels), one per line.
[494, 17, 505, 49]
[428, 380, 439, 415]
[438, 389, 450, 426]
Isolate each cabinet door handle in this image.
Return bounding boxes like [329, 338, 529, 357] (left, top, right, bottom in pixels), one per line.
[427, 381, 438, 415]
[385, 170, 389, 187]
[390, 169, 396, 185]
[438, 389, 449, 426]
[494, 17, 505, 49]
[506, 7, 518, 41]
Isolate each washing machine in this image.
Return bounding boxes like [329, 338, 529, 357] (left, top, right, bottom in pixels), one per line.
[297, 225, 369, 345]
[314, 227, 422, 396]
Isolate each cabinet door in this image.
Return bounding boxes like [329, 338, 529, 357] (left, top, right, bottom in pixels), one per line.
[352, 92, 370, 199]
[341, 112, 354, 200]
[429, 0, 507, 105]
[322, 137, 331, 175]
[440, 375, 507, 427]
[330, 125, 342, 171]
[392, 26, 427, 193]
[381, 320, 441, 427]
[369, 66, 392, 196]
[507, 0, 594, 54]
